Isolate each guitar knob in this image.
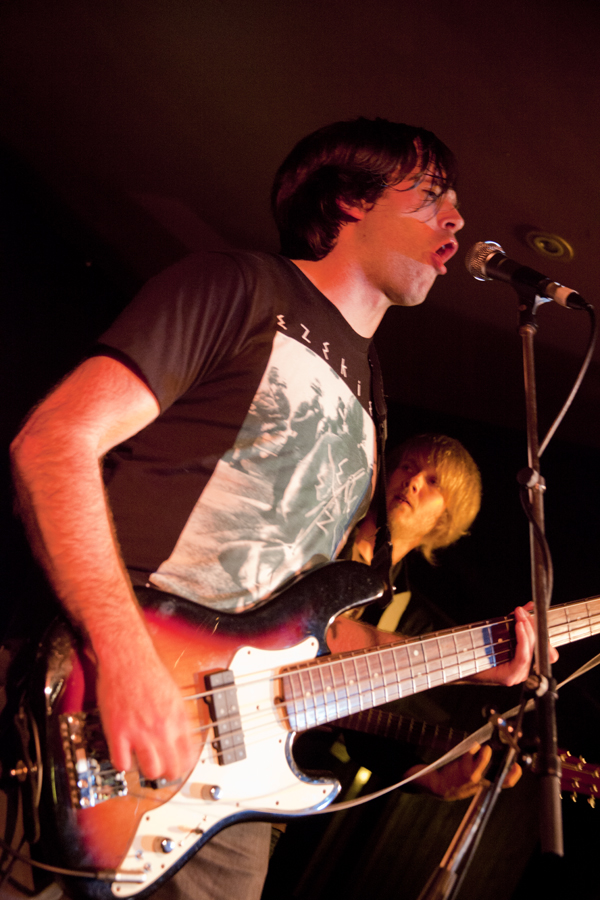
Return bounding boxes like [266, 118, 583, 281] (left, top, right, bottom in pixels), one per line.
[200, 784, 222, 801]
[160, 839, 175, 853]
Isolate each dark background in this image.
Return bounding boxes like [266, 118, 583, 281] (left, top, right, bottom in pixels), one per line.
[2, 2, 600, 897]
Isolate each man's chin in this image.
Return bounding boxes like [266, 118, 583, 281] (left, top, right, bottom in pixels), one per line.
[388, 276, 436, 308]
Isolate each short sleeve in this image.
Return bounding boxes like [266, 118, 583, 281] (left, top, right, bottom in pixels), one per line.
[95, 252, 266, 411]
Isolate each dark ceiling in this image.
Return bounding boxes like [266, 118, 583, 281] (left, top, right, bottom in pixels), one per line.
[1, 0, 600, 447]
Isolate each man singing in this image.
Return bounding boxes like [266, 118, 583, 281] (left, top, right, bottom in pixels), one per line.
[11, 118, 535, 899]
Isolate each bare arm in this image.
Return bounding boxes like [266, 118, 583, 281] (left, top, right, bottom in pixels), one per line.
[11, 355, 196, 781]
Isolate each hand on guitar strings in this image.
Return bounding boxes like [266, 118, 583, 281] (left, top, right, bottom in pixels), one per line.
[95, 639, 197, 783]
[467, 603, 559, 687]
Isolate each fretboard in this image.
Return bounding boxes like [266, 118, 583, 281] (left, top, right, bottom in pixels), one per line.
[281, 594, 600, 731]
[333, 707, 600, 804]
[334, 707, 467, 753]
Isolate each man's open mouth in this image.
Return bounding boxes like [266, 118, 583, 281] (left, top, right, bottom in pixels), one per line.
[435, 240, 458, 264]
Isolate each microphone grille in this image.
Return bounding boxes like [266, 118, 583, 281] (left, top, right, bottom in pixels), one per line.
[465, 241, 505, 281]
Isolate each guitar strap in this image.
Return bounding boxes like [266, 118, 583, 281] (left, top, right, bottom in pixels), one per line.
[368, 346, 393, 609]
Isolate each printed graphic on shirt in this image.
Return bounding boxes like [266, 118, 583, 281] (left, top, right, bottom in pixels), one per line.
[150, 334, 375, 610]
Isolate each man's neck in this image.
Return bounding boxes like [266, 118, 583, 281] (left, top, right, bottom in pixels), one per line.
[291, 253, 391, 338]
[352, 512, 417, 568]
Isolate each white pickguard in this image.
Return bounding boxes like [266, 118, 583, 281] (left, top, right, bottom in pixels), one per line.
[112, 636, 338, 897]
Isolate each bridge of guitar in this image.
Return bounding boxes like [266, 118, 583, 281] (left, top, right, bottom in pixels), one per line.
[59, 711, 128, 809]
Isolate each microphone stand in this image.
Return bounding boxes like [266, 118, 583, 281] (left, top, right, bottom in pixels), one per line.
[416, 713, 521, 900]
[516, 287, 563, 857]
[417, 286, 562, 899]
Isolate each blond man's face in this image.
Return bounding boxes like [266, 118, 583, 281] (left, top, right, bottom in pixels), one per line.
[386, 453, 446, 544]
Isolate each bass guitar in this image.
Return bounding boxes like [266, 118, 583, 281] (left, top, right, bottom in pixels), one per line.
[28, 561, 600, 898]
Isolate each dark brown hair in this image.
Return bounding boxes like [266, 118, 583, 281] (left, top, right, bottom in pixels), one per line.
[272, 117, 457, 260]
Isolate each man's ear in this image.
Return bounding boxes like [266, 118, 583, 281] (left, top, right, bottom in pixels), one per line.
[337, 198, 368, 221]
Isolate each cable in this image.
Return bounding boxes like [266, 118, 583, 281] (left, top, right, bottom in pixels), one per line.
[539, 303, 597, 457]
[0, 836, 146, 884]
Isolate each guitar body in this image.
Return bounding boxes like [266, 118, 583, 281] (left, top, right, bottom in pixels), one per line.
[31, 561, 384, 899]
[30, 557, 600, 900]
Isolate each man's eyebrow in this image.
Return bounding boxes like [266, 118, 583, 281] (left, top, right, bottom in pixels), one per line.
[406, 172, 446, 187]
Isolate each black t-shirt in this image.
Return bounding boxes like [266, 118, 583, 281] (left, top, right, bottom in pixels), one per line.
[97, 251, 377, 610]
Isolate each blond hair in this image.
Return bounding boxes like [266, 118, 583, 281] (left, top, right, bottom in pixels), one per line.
[388, 434, 482, 563]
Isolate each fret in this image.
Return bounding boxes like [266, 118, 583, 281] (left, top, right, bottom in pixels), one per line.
[380, 645, 403, 698]
[313, 658, 332, 721]
[332, 656, 358, 717]
[409, 716, 424, 747]
[283, 669, 304, 730]
[331, 658, 345, 714]
[365, 650, 388, 707]
[453, 626, 481, 673]
[281, 596, 600, 734]
[301, 666, 316, 729]
[346, 655, 364, 714]
[548, 598, 600, 648]
[306, 664, 324, 727]
[330, 658, 350, 718]
[386, 709, 402, 740]
[564, 601, 600, 644]
[388, 643, 410, 699]
[321, 658, 342, 722]
[406, 640, 428, 694]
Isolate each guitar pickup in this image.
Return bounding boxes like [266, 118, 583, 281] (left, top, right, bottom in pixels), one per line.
[204, 670, 246, 766]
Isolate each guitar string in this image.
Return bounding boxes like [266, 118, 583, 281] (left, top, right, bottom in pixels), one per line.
[177, 647, 517, 768]
[335, 710, 468, 751]
[183, 639, 517, 727]
[182, 614, 517, 709]
[178, 601, 600, 714]
[202, 739, 600, 793]
[116, 606, 600, 773]
[180, 649, 515, 745]
[179, 602, 600, 756]
[181, 642, 519, 757]
[44, 605, 600, 810]
[139, 707, 600, 777]
[84, 606, 599, 773]
[165, 601, 600, 763]
[182, 599, 600, 711]
[83, 639, 516, 778]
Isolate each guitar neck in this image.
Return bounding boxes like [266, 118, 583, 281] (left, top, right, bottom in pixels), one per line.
[334, 707, 467, 754]
[333, 708, 600, 805]
[547, 595, 600, 649]
[282, 594, 600, 731]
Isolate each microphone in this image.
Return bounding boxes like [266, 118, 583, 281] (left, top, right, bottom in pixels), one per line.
[465, 241, 588, 310]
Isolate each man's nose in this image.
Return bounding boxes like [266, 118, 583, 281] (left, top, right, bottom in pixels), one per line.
[439, 191, 464, 233]
[404, 471, 424, 491]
